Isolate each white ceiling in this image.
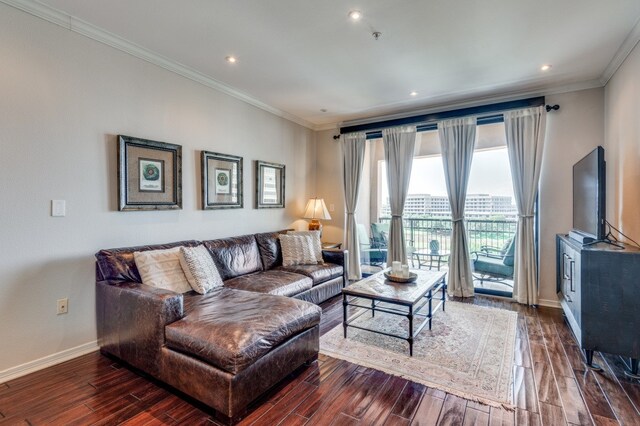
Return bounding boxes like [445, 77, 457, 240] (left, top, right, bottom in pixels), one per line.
[21, 0, 640, 127]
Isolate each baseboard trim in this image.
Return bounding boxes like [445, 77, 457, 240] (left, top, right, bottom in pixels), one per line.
[538, 298, 561, 309]
[0, 341, 99, 384]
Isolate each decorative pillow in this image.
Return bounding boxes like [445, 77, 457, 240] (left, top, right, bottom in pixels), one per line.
[179, 245, 223, 294]
[133, 247, 192, 293]
[279, 234, 318, 266]
[288, 230, 324, 264]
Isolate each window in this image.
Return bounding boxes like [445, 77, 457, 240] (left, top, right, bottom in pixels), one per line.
[363, 123, 518, 295]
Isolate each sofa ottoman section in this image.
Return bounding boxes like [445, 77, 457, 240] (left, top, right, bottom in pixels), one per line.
[166, 288, 321, 374]
[223, 270, 312, 297]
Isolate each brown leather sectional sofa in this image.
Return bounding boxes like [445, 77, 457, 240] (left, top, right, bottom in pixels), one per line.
[94, 231, 348, 423]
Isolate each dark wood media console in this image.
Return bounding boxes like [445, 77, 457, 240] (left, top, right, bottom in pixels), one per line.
[556, 234, 640, 377]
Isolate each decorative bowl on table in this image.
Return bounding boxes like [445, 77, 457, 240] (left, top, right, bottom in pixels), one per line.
[383, 271, 418, 283]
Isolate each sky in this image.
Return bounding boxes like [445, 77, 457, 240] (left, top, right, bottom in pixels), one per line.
[381, 146, 515, 200]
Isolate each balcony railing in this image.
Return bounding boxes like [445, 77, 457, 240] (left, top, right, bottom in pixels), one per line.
[378, 217, 517, 254]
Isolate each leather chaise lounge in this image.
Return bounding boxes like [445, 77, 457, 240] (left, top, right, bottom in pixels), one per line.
[95, 231, 348, 422]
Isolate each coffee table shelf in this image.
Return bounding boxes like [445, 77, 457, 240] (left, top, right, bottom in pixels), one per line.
[342, 268, 447, 356]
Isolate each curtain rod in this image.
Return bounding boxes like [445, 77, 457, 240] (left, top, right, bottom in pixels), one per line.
[333, 97, 559, 140]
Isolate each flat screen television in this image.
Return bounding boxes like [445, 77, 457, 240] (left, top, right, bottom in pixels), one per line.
[573, 146, 605, 240]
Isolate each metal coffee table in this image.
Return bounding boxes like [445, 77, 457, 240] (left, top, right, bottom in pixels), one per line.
[342, 268, 446, 356]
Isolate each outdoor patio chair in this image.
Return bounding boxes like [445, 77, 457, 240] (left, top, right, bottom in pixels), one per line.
[370, 222, 389, 249]
[357, 224, 387, 268]
[471, 237, 515, 287]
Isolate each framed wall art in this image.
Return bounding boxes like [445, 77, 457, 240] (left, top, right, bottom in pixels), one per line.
[117, 135, 182, 211]
[256, 160, 285, 209]
[201, 151, 243, 209]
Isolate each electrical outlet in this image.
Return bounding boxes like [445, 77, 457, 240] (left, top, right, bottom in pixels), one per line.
[57, 298, 68, 315]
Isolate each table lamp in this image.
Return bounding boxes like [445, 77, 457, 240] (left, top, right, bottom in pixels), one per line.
[303, 198, 331, 233]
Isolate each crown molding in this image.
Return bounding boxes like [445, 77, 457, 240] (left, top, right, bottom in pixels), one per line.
[5, 0, 634, 132]
[600, 16, 640, 85]
[313, 123, 341, 132]
[339, 79, 603, 129]
[0, 0, 318, 131]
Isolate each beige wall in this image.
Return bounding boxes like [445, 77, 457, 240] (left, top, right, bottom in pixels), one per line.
[604, 42, 640, 242]
[0, 4, 315, 373]
[538, 88, 604, 302]
[315, 88, 605, 306]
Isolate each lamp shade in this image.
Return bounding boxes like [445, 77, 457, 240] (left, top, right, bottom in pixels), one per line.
[303, 198, 331, 220]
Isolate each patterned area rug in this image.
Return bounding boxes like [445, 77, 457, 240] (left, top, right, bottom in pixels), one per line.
[320, 300, 517, 408]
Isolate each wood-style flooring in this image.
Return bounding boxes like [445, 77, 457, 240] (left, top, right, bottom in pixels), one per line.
[1, 295, 639, 425]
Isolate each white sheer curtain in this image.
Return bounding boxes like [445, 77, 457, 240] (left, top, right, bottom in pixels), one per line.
[342, 132, 367, 280]
[504, 106, 546, 305]
[383, 126, 417, 266]
[438, 117, 477, 298]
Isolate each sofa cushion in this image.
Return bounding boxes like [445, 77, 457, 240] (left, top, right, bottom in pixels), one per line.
[255, 231, 286, 270]
[133, 247, 193, 293]
[95, 240, 200, 282]
[223, 270, 313, 297]
[277, 263, 343, 286]
[202, 235, 263, 281]
[166, 288, 321, 374]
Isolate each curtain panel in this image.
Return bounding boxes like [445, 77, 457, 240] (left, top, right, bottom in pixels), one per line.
[382, 126, 417, 266]
[504, 106, 547, 305]
[438, 117, 477, 298]
[342, 132, 367, 280]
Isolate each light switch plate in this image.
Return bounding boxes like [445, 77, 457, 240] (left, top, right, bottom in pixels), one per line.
[51, 200, 66, 217]
[329, 203, 335, 212]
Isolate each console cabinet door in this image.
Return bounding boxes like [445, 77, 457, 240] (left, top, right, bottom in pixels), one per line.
[559, 240, 581, 339]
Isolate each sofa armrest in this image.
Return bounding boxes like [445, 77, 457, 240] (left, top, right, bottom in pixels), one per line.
[322, 249, 349, 286]
[96, 280, 184, 375]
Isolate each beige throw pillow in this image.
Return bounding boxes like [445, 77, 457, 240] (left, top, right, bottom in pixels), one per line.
[179, 245, 223, 294]
[279, 234, 318, 266]
[133, 247, 192, 293]
[288, 230, 324, 264]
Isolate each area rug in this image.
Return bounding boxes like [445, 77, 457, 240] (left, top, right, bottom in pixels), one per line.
[320, 301, 517, 408]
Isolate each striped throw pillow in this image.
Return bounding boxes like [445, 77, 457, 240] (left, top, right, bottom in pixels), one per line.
[288, 230, 324, 264]
[279, 234, 318, 266]
[179, 245, 223, 294]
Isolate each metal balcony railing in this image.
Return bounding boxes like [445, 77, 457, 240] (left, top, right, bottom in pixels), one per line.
[378, 217, 517, 254]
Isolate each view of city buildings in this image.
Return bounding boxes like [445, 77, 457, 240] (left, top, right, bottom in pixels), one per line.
[381, 193, 517, 219]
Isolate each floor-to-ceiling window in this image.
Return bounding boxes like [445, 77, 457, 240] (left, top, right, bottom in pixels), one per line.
[360, 123, 519, 296]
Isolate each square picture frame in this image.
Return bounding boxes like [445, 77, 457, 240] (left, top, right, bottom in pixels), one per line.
[118, 135, 182, 211]
[256, 160, 285, 209]
[202, 151, 243, 209]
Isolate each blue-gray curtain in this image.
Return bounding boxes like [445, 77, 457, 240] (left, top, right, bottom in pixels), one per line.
[383, 126, 417, 266]
[504, 106, 546, 305]
[438, 117, 477, 298]
[342, 132, 367, 280]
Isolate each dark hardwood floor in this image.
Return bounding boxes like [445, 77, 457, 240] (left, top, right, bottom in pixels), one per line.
[1, 295, 639, 425]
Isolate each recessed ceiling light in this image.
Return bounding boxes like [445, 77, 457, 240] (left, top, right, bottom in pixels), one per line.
[410, 91, 418, 97]
[541, 64, 551, 71]
[225, 56, 237, 64]
[348, 10, 362, 21]
[320, 108, 328, 113]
